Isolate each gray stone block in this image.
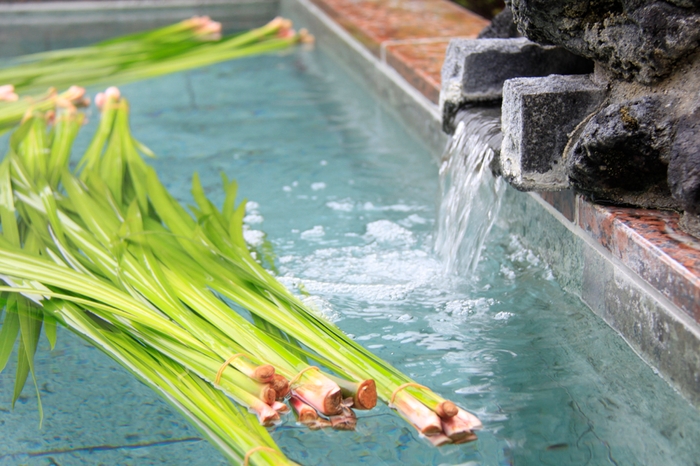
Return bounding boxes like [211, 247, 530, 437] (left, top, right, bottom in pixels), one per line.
[440, 37, 592, 133]
[500, 75, 606, 191]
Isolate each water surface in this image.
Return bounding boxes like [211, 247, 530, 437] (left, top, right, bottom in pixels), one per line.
[1, 45, 699, 465]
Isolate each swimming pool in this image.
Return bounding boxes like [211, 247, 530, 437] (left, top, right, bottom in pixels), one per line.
[1, 3, 699, 465]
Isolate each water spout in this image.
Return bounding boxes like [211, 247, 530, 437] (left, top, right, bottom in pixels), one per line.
[435, 109, 505, 276]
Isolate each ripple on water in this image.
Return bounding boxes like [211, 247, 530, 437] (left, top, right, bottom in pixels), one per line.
[273, 196, 700, 465]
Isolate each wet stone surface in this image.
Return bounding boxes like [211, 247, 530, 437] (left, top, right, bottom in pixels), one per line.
[669, 105, 700, 218]
[568, 96, 679, 209]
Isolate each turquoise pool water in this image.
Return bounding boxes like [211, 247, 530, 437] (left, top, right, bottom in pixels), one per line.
[1, 44, 700, 465]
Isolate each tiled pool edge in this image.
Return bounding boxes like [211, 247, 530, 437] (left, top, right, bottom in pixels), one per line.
[509, 190, 700, 407]
[287, 0, 700, 406]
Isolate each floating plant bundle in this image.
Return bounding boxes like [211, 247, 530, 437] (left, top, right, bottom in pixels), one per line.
[0, 85, 90, 135]
[0, 16, 312, 134]
[0, 89, 481, 463]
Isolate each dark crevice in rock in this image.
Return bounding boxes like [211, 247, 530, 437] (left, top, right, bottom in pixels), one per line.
[668, 106, 700, 213]
[477, 6, 521, 38]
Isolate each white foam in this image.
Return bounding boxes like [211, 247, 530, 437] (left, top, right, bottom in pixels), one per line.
[300, 294, 340, 322]
[326, 200, 354, 212]
[364, 220, 415, 245]
[362, 202, 424, 212]
[311, 182, 326, 191]
[243, 213, 264, 224]
[500, 264, 516, 280]
[243, 227, 265, 247]
[300, 225, 325, 240]
[398, 214, 428, 226]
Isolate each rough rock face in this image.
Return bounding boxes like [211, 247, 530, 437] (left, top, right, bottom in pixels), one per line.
[508, 0, 700, 84]
[498, 0, 700, 237]
[440, 37, 593, 133]
[669, 106, 700, 215]
[567, 97, 679, 208]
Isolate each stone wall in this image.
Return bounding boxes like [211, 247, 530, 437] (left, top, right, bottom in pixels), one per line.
[441, 1, 700, 237]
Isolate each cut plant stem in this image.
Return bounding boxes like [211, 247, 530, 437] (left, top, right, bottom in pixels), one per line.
[309, 418, 332, 431]
[327, 374, 377, 410]
[391, 391, 443, 436]
[291, 371, 343, 416]
[441, 415, 474, 442]
[290, 396, 318, 424]
[440, 407, 482, 442]
[456, 407, 482, 431]
[426, 434, 453, 447]
[272, 401, 289, 414]
[434, 400, 458, 419]
[271, 374, 290, 400]
[453, 432, 479, 445]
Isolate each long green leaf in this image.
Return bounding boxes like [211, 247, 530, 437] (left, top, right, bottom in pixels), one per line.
[15, 296, 44, 424]
[0, 299, 20, 373]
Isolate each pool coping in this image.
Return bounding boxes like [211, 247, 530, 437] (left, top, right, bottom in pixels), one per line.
[0, 0, 262, 12]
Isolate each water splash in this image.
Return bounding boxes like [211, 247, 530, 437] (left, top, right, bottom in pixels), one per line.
[434, 110, 506, 275]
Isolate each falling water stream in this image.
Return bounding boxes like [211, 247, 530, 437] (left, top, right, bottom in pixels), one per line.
[434, 110, 506, 275]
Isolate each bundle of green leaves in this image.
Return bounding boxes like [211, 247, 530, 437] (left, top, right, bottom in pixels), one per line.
[0, 16, 312, 135]
[0, 90, 482, 462]
[0, 15, 482, 457]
